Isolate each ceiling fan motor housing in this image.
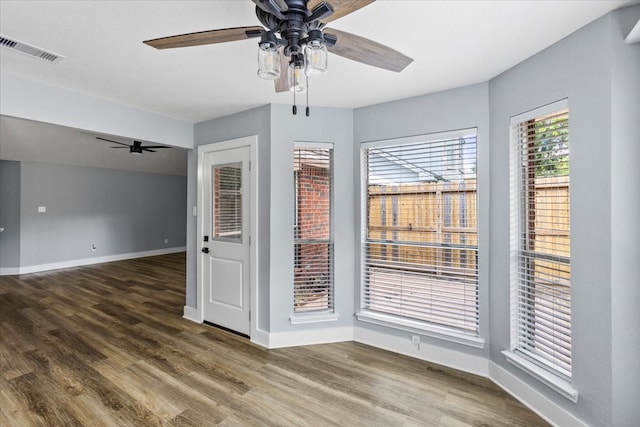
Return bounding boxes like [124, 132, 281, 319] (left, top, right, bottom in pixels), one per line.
[256, 0, 329, 59]
[131, 141, 143, 154]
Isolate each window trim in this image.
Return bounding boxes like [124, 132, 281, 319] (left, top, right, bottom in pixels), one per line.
[508, 98, 576, 400]
[357, 128, 481, 346]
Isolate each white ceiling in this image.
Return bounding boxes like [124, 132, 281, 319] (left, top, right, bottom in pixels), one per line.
[0, 1, 631, 175]
[0, 0, 630, 123]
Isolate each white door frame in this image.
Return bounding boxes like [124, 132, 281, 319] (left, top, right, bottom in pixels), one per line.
[197, 135, 258, 338]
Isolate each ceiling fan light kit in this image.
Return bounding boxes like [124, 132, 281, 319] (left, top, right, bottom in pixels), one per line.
[143, 0, 412, 115]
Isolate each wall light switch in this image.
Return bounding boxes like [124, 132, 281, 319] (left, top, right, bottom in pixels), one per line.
[192, 206, 197, 217]
[38, 206, 46, 213]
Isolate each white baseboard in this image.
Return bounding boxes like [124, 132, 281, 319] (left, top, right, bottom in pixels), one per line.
[1, 246, 186, 275]
[489, 362, 587, 427]
[250, 328, 271, 349]
[266, 326, 353, 349]
[354, 325, 489, 377]
[0, 266, 21, 275]
[182, 305, 202, 323]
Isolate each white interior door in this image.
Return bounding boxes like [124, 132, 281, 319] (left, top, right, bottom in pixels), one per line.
[200, 144, 251, 335]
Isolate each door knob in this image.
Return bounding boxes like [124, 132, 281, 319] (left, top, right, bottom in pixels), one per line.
[201, 247, 209, 254]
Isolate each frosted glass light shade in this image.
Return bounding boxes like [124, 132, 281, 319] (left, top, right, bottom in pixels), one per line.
[257, 45, 281, 80]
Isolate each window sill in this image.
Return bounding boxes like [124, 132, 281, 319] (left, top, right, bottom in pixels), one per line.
[356, 310, 484, 349]
[290, 312, 339, 325]
[502, 350, 578, 403]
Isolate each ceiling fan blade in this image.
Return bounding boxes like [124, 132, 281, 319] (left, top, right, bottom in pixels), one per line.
[274, 48, 290, 93]
[325, 28, 413, 72]
[142, 148, 157, 153]
[111, 146, 129, 149]
[140, 146, 169, 149]
[309, 0, 375, 24]
[97, 136, 129, 147]
[144, 26, 264, 50]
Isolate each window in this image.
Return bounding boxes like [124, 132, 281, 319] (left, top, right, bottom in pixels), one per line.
[293, 143, 334, 315]
[509, 101, 572, 384]
[213, 163, 242, 241]
[359, 130, 479, 341]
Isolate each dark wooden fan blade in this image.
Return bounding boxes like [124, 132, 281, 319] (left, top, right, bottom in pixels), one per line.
[111, 146, 128, 149]
[144, 26, 264, 50]
[142, 148, 157, 153]
[140, 146, 169, 149]
[309, 0, 375, 24]
[325, 28, 413, 72]
[97, 136, 129, 147]
[274, 48, 290, 93]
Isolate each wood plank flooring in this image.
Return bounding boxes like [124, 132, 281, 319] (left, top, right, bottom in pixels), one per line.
[0, 253, 549, 426]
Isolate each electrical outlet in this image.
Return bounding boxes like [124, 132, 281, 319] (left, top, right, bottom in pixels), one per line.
[92, 244, 97, 251]
[411, 335, 420, 350]
[164, 238, 169, 244]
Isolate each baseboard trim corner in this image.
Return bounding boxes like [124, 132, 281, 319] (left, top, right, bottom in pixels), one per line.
[250, 328, 271, 349]
[488, 361, 587, 427]
[0, 267, 21, 276]
[183, 305, 202, 323]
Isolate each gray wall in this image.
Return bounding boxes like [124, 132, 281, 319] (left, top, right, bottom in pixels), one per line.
[191, 104, 354, 334]
[0, 160, 21, 268]
[609, 7, 640, 427]
[351, 6, 639, 425]
[489, 6, 640, 426]
[192, 105, 271, 328]
[269, 104, 354, 332]
[353, 82, 491, 358]
[19, 161, 186, 267]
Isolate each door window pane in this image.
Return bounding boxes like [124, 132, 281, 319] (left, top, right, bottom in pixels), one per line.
[213, 163, 242, 242]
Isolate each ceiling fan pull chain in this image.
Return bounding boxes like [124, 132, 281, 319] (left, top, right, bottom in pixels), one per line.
[292, 68, 297, 115]
[293, 88, 297, 115]
[306, 75, 310, 117]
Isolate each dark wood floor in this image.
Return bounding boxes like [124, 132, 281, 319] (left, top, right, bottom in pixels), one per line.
[0, 253, 548, 426]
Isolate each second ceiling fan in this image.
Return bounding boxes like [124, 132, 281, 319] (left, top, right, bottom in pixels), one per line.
[143, 0, 413, 95]
[97, 137, 169, 155]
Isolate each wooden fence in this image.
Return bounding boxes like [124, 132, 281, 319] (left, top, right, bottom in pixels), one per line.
[367, 179, 478, 275]
[366, 177, 569, 281]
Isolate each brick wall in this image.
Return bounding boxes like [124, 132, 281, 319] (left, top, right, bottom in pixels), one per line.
[294, 162, 332, 311]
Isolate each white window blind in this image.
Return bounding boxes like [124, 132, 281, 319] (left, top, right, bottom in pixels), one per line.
[213, 163, 242, 241]
[361, 131, 479, 334]
[293, 144, 334, 313]
[512, 103, 571, 379]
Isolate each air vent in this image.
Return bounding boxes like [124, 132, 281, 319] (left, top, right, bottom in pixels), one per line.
[0, 35, 64, 63]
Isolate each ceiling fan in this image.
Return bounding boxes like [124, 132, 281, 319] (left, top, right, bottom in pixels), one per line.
[143, 0, 413, 101]
[96, 137, 169, 155]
